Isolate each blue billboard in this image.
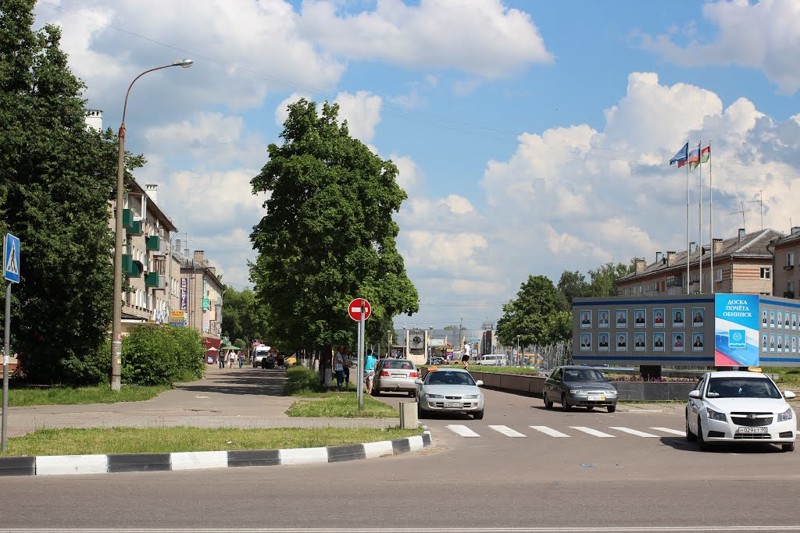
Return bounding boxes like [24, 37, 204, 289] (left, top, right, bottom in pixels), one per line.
[714, 294, 759, 366]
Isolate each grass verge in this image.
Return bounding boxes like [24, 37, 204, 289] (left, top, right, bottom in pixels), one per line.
[3, 426, 422, 457]
[6, 384, 170, 407]
[286, 393, 399, 418]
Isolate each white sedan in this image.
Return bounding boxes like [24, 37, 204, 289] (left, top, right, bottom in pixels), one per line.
[685, 370, 796, 452]
[415, 368, 484, 419]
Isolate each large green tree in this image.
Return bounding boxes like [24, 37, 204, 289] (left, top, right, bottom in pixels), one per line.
[220, 286, 268, 349]
[0, 0, 120, 383]
[249, 99, 418, 359]
[496, 275, 571, 346]
[587, 261, 634, 296]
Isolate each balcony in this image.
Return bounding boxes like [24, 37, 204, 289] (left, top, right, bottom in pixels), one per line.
[145, 272, 166, 290]
[122, 255, 143, 278]
[122, 208, 134, 229]
[127, 220, 143, 236]
[146, 235, 161, 252]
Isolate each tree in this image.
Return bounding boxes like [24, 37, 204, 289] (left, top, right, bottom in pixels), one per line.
[249, 99, 418, 364]
[496, 275, 571, 346]
[557, 270, 590, 305]
[220, 286, 267, 349]
[0, 0, 122, 384]
[588, 261, 634, 296]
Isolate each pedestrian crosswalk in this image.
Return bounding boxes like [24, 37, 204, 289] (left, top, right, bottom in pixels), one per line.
[445, 424, 684, 439]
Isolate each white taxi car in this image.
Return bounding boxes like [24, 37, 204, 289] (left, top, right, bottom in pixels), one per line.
[685, 370, 796, 452]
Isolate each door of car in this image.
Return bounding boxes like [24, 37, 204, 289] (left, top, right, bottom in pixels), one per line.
[546, 368, 563, 400]
[687, 374, 707, 433]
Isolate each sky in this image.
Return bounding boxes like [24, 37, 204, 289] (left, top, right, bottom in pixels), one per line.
[32, 0, 800, 331]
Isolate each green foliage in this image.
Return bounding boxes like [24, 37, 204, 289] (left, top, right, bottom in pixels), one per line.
[496, 275, 569, 346]
[587, 261, 634, 296]
[557, 270, 590, 305]
[284, 364, 325, 395]
[7, 384, 168, 407]
[220, 286, 267, 349]
[121, 325, 203, 385]
[286, 394, 400, 418]
[249, 99, 418, 353]
[0, 0, 124, 384]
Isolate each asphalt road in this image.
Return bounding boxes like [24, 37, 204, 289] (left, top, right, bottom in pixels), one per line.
[2, 372, 800, 531]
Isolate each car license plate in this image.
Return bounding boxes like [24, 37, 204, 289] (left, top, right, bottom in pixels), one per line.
[736, 426, 768, 434]
[587, 395, 605, 401]
[443, 402, 460, 408]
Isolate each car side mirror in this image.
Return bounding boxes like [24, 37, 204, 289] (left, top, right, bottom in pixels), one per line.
[688, 390, 701, 399]
[475, 380, 484, 387]
[414, 379, 423, 385]
[784, 390, 796, 399]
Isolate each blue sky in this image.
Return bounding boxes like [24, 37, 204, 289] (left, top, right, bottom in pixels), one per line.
[33, 0, 800, 330]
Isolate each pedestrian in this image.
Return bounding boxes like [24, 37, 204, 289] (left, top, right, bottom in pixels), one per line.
[342, 351, 350, 390]
[364, 348, 377, 395]
[461, 341, 471, 369]
[238, 351, 244, 368]
[218, 352, 225, 369]
[333, 349, 346, 391]
[229, 350, 236, 369]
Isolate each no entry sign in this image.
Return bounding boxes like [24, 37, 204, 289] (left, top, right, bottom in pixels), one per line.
[348, 298, 372, 321]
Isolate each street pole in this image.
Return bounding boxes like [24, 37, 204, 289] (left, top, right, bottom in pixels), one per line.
[357, 302, 365, 410]
[2, 281, 10, 453]
[110, 59, 192, 391]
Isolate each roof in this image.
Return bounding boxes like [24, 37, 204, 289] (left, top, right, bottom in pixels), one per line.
[706, 371, 768, 379]
[621, 228, 784, 282]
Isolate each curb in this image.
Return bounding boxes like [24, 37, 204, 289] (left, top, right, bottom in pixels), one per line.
[0, 431, 432, 477]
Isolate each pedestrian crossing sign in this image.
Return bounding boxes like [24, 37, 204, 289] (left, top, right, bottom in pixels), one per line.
[4, 233, 20, 283]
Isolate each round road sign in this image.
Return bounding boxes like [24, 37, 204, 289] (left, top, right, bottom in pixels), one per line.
[348, 298, 372, 321]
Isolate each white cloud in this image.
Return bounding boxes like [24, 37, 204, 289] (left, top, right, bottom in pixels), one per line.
[640, 0, 800, 94]
[299, 0, 553, 78]
[334, 91, 383, 143]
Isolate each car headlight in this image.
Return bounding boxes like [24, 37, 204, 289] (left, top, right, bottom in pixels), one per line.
[778, 407, 794, 422]
[464, 394, 479, 399]
[605, 390, 617, 396]
[569, 389, 584, 395]
[705, 407, 727, 422]
[425, 393, 444, 399]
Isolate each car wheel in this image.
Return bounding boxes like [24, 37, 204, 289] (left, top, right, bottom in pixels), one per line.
[543, 393, 553, 409]
[473, 409, 484, 420]
[782, 442, 795, 452]
[561, 393, 571, 412]
[685, 411, 697, 442]
[417, 402, 426, 419]
[607, 404, 616, 413]
[586, 406, 594, 411]
[697, 416, 708, 450]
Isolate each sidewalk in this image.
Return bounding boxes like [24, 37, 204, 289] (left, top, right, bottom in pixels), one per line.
[3, 363, 399, 438]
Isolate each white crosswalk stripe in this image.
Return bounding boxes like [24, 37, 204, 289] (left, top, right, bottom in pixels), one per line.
[445, 424, 480, 437]
[529, 425, 570, 438]
[610, 426, 659, 438]
[570, 426, 616, 438]
[651, 427, 685, 436]
[489, 425, 527, 437]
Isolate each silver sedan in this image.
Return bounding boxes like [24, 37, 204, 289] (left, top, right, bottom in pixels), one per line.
[415, 368, 485, 419]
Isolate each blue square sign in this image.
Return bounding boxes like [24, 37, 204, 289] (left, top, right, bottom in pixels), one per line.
[4, 233, 20, 283]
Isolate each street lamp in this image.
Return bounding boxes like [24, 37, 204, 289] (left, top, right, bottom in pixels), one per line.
[111, 59, 193, 391]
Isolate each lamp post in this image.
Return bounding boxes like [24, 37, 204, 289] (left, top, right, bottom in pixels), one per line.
[111, 59, 193, 391]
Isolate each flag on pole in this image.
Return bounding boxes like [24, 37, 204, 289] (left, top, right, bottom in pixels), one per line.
[690, 145, 710, 170]
[669, 143, 689, 166]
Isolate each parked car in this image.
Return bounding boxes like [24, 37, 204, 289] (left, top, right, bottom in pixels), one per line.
[685, 370, 796, 452]
[252, 345, 271, 368]
[477, 354, 507, 366]
[415, 367, 484, 419]
[373, 358, 420, 396]
[543, 365, 618, 412]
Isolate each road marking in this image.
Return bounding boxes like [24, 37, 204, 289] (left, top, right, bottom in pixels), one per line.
[570, 426, 615, 438]
[610, 426, 659, 438]
[445, 424, 480, 437]
[529, 425, 570, 438]
[651, 427, 685, 436]
[489, 425, 527, 437]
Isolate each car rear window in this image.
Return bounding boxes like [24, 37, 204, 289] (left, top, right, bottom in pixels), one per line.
[383, 360, 414, 370]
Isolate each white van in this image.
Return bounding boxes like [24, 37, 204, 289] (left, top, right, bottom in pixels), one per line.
[252, 345, 271, 368]
[477, 354, 507, 366]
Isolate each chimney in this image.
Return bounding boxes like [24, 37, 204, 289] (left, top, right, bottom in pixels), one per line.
[689, 242, 696, 254]
[634, 258, 646, 273]
[666, 251, 676, 266]
[145, 184, 158, 204]
[84, 109, 103, 131]
[738, 228, 745, 241]
[175, 239, 181, 257]
[713, 238, 723, 253]
[194, 250, 206, 265]
[655, 251, 662, 264]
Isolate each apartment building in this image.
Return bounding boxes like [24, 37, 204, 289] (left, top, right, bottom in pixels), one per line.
[617, 228, 782, 297]
[180, 250, 224, 343]
[770, 227, 800, 299]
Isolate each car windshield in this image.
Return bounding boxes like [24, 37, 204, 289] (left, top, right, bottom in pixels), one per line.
[427, 371, 475, 386]
[706, 377, 781, 399]
[382, 360, 415, 370]
[563, 369, 606, 382]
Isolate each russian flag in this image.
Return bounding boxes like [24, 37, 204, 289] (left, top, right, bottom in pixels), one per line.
[669, 143, 688, 166]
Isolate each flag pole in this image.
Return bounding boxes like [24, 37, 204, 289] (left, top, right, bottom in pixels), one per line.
[698, 141, 703, 294]
[686, 148, 690, 296]
[709, 142, 713, 294]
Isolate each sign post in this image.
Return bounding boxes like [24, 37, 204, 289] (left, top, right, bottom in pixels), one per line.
[348, 298, 371, 409]
[3, 233, 21, 454]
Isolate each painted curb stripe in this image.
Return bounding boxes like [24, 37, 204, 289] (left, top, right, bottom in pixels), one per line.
[228, 449, 280, 468]
[171, 450, 228, 471]
[328, 443, 366, 463]
[36, 454, 107, 476]
[108, 453, 171, 473]
[280, 446, 328, 465]
[0, 456, 35, 476]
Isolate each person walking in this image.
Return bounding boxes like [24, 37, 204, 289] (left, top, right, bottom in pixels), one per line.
[461, 341, 471, 369]
[364, 348, 377, 395]
[333, 349, 346, 391]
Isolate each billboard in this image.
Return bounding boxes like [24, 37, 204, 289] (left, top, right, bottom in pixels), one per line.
[713, 294, 760, 367]
[180, 278, 188, 310]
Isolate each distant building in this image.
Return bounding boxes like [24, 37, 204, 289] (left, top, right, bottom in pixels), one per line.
[618, 228, 782, 297]
[770, 226, 800, 299]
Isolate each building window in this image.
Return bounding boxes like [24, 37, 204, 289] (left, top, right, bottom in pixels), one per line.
[760, 267, 771, 279]
[715, 269, 723, 282]
[788, 252, 795, 267]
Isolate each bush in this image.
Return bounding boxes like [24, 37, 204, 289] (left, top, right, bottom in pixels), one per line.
[121, 324, 204, 386]
[285, 365, 325, 395]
